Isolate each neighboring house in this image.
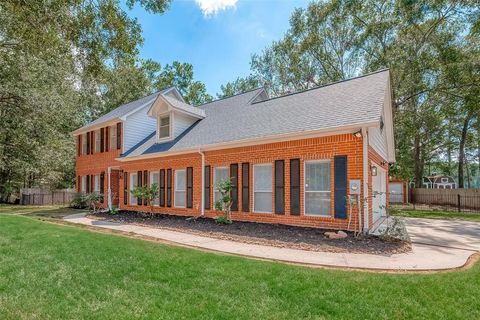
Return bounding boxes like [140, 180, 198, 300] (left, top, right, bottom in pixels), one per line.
[422, 175, 457, 189]
[72, 69, 395, 232]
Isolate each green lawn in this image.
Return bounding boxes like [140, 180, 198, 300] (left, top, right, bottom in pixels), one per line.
[391, 208, 480, 222]
[0, 209, 479, 319]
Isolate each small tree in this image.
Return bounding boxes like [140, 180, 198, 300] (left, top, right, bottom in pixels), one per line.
[130, 183, 159, 213]
[214, 179, 233, 224]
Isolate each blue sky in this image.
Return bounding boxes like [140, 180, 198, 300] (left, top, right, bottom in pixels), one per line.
[126, 0, 310, 96]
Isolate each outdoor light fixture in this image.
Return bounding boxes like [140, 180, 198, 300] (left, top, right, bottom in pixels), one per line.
[353, 130, 362, 138]
[371, 166, 378, 176]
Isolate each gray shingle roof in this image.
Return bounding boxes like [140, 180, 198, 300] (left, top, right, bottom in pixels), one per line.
[125, 70, 390, 158]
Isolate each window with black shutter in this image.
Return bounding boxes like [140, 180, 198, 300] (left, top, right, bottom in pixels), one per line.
[100, 171, 105, 203]
[116, 122, 122, 150]
[137, 171, 142, 205]
[230, 164, 238, 211]
[124, 172, 128, 205]
[290, 159, 300, 215]
[204, 166, 211, 209]
[241, 163, 249, 212]
[334, 155, 348, 219]
[186, 167, 193, 208]
[86, 132, 91, 155]
[143, 170, 148, 205]
[77, 136, 81, 156]
[275, 160, 285, 214]
[100, 128, 105, 152]
[166, 169, 172, 207]
[90, 132, 95, 154]
[105, 127, 109, 152]
[160, 169, 165, 207]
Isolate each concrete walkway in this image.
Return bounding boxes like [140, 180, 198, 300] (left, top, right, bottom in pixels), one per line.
[63, 213, 478, 271]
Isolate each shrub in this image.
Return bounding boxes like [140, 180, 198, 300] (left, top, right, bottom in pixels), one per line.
[214, 179, 233, 224]
[108, 205, 119, 215]
[130, 184, 159, 213]
[70, 193, 87, 209]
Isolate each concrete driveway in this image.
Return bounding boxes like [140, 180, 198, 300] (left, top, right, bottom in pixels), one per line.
[403, 217, 480, 252]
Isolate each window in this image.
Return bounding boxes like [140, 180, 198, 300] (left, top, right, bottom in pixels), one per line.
[82, 133, 88, 155]
[174, 169, 186, 208]
[150, 171, 159, 206]
[130, 172, 138, 205]
[158, 115, 170, 139]
[110, 125, 117, 150]
[81, 176, 87, 193]
[253, 164, 272, 213]
[95, 129, 101, 153]
[214, 167, 229, 205]
[94, 175, 100, 193]
[304, 160, 331, 216]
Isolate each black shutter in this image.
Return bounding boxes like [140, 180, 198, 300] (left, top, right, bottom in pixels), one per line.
[166, 169, 172, 207]
[242, 163, 249, 212]
[116, 122, 122, 150]
[77, 175, 81, 192]
[86, 175, 90, 193]
[159, 169, 165, 207]
[143, 170, 148, 205]
[204, 166, 211, 209]
[100, 171, 105, 203]
[100, 128, 105, 152]
[77, 136, 81, 156]
[124, 172, 128, 205]
[230, 164, 238, 211]
[275, 160, 285, 214]
[334, 155, 348, 219]
[187, 167, 193, 208]
[105, 127, 109, 152]
[86, 132, 91, 155]
[290, 159, 300, 215]
[90, 132, 94, 154]
[137, 171, 142, 205]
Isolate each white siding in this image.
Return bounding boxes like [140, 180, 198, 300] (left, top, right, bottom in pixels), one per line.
[173, 112, 197, 138]
[368, 108, 388, 160]
[123, 106, 156, 152]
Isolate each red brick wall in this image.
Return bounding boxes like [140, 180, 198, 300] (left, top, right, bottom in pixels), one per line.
[77, 132, 369, 231]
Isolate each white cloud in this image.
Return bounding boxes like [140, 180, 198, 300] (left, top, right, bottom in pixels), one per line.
[194, 0, 238, 16]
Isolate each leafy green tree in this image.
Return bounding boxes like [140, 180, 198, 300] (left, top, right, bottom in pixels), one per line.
[217, 75, 260, 98]
[155, 61, 213, 105]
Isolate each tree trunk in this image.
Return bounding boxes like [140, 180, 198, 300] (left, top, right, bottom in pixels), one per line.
[458, 112, 472, 189]
[414, 133, 423, 188]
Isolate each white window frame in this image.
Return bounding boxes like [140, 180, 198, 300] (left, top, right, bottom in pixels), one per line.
[81, 176, 87, 193]
[304, 160, 332, 217]
[174, 169, 186, 208]
[95, 129, 101, 153]
[150, 171, 159, 206]
[214, 167, 229, 205]
[110, 124, 117, 150]
[130, 172, 138, 205]
[253, 163, 273, 213]
[82, 133, 88, 155]
[94, 175, 100, 193]
[157, 113, 172, 142]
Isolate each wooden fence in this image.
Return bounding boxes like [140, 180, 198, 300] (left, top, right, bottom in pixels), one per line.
[408, 188, 480, 212]
[20, 188, 76, 206]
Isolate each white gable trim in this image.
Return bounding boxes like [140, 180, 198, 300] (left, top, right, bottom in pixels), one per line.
[384, 75, 395, 163]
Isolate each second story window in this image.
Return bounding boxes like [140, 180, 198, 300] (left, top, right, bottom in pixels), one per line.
[110, 125, 117, 150]
[95, 129, 101, 153]
[159, 115, 170, 140]
[82, 133, 88, 155]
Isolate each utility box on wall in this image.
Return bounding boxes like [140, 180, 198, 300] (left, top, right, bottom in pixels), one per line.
[349, 180, 361, 195]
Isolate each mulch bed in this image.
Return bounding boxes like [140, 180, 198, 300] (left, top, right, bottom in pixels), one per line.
[88, 211, 411, 255]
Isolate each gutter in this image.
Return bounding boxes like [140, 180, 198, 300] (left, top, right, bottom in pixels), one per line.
[198, 149, 205, 216]
[362, 127, 369, 233]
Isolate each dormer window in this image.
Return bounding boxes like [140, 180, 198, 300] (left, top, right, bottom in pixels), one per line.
[158, 115, 171, 140]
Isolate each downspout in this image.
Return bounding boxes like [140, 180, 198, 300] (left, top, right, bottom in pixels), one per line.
[362, 128, 369, 233]
[198, 149, 205, 216]
[107, 167, 112, 210]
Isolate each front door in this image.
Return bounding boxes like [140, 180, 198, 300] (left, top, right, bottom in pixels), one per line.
[372, 167, 386, 224]
[110, 169, 120, 206]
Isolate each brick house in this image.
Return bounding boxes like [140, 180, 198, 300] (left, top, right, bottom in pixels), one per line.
[72, 69, 395, 232]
